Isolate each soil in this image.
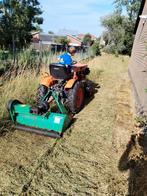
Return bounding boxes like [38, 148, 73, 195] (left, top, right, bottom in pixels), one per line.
[0, 54, 145, 196]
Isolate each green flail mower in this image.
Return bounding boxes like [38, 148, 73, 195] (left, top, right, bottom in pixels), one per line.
[7, 63, 94, 138]
[7, 89, 72, 138]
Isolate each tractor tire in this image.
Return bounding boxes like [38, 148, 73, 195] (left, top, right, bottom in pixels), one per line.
[85, 80, 95, 98]
[67, 81, 84, 114]
[36, 84, 48, 103]
[7, 99, 22, 112]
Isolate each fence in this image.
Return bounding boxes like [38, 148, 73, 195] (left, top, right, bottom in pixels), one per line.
[0, 47, 93, 79]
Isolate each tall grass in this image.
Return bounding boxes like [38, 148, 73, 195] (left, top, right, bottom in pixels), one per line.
[0, 49, 93, 119]
[0, 48, 92, 73]
[0, 70, 39, 118]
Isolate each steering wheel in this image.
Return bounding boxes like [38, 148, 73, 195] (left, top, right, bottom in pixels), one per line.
[72, 60, 77, 65]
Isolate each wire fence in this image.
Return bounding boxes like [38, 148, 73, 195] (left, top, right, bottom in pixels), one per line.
[0, 47, 93, 78]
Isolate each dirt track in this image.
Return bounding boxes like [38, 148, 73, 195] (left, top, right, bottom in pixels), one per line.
[0, 55, 140, 195]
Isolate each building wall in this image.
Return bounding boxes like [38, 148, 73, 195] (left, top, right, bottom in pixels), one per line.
[129, 0, 147, 115]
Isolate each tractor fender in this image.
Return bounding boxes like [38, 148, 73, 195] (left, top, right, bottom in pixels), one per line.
[40, 74, 54, 87]
[64, 79, 77, 89]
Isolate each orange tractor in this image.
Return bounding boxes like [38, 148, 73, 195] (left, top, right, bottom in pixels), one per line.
[36, 62, 93, 115]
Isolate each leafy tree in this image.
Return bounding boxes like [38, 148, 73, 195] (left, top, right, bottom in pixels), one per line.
[82, 34, 93, 46]
[101, 13, 126, 54]
[91, 41, 101, 56]
[35, 24, 43, 32]
[114, 0, 141, 22]
[0, 0, 43, 50]
[101, 0, 141, 55]
[114, 0, 141, 55]
[55, 36, 69, 47]
[48, 31, 54, 34]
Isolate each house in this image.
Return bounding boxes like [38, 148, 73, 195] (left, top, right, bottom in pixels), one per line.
[31, 32, 62, 51]
[32, 32, 83, 51]
[77, 34, 85, 41]
[129, 0, 147, 115]
[67, 35, 82, 47]
[67, 33, 97, 51]
[31, 32, 94, 52]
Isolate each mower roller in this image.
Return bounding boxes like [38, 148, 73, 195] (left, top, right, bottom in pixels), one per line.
[7, 62, 93, 138]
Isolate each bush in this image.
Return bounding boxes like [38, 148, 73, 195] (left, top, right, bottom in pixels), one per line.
[91, 42, 101, 56]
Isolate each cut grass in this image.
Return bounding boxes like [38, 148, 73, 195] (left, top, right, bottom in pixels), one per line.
[0, 54, 135, 195]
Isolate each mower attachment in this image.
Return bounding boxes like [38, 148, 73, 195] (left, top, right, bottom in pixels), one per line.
[7, 90, 72, 138]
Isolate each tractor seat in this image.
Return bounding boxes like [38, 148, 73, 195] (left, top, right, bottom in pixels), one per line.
[49, 63, 72, 80]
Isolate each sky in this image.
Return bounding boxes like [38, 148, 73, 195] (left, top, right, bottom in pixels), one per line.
[39, 0, 114, 36]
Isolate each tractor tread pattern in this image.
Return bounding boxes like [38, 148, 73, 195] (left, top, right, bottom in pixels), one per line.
[67, 81, 84, 114]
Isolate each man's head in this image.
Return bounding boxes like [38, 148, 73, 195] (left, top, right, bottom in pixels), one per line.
[68, 46, 76, 56]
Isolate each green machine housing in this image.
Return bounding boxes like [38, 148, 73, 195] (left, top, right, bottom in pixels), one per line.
[7, 90, 72, 138]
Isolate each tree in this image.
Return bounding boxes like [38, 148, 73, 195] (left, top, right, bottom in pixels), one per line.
[0, 0, 43, 50]
[91, 41, 101, 56]
[35, 24, 43, 32]
[101, 0, 141, 55]
[55, 36, 69, 47]
[114, 0, 141, 55]
[82, 34, 93, 46]
[48, 31, 54, 34]
[114, 0, 141, 22]
[102, 13, 126, 54]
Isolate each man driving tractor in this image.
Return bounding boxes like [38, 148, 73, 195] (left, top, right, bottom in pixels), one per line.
[58, 46, 76, 68]
[39, 46, 77, 89]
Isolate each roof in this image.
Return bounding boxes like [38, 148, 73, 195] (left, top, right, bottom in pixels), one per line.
[134, 0, 146, 34]
[67, 34, 81, 42]
[32, 33, 60, 44]
[31, 31, 40, 36]
[67, 35, 82, 47]
[39, 34, 54, 42]
[77, 34, 85, 40]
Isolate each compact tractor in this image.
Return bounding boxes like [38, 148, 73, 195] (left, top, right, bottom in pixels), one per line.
[7, 62, 94, 138]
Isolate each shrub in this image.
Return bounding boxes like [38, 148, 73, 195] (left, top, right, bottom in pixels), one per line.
[91, 42, 101, 56]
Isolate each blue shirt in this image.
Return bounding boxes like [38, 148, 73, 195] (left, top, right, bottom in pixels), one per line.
[58, 53, 73, 66]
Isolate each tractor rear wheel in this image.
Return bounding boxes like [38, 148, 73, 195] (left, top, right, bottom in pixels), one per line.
[67, 81, 84, 114]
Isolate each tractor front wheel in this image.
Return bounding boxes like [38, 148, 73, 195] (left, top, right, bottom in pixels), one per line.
[36, 84, 48, 103]
[67, 81, 84, 114]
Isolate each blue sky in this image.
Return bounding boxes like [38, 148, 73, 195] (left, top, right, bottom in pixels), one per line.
[39, 0, 114, 36]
